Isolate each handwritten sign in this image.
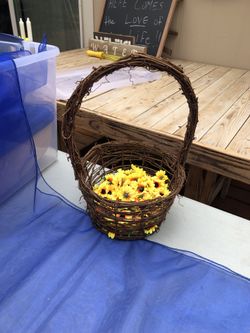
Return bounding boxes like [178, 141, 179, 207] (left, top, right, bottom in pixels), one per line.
[89, 38, 147, 57]
[99, 0, 177, 56]
[94, 32, 135, 45]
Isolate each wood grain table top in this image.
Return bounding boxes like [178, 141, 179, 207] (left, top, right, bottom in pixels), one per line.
[57, 49, 250, 184]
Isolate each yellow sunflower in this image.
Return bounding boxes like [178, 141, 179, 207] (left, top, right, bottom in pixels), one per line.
[105, 173, 115, 184]
[155, 187, 171, 198]
[152, 176, 165, 190]
[155, 170, 169, 181]
[124, 168, 133, 175]
[131, 164, 146, 177]
[144, 225, 158, 235]
[94, 180, 109, 197]
[109, 189, 121, 201]
[93, 165, 171, 203]
[117, 185, 136, 202]
[108, 231, 115, 239]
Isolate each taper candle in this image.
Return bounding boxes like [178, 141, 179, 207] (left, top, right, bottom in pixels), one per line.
[26, 18, 33, 41]
[19, 18, 26, 39]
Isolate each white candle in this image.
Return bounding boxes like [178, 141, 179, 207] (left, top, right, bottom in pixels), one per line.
[19, 18, 26, 39]
[26, 18, 33, 41]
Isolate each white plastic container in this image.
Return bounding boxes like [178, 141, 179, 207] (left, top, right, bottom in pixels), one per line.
[14, 41, 60, 172]
[0, 40, 23, 52]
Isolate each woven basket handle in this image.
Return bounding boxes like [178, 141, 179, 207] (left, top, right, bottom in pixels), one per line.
[62, 53, 198, 180]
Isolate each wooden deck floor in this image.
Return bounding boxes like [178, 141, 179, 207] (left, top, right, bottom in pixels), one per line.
[80, 58, 249, 153]
[57, 50, 249, 184]
[57, 50, 250, 213]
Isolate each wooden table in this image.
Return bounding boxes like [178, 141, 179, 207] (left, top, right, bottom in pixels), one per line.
[56, 49, 250, 203]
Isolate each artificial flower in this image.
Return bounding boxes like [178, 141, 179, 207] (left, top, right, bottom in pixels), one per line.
[93, 165, 171, 202]
[155, 170, 169, 181]
[144, 225, 158, 235]
[118, 185, 136, 201]
[108, 232, 115, 239]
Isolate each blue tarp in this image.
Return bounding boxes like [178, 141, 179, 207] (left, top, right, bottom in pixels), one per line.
[0, 58, 250, 333]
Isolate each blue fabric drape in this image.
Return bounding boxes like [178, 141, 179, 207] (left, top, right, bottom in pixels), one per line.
[0, 59, 250, 333]
[0, 33, 31, 62]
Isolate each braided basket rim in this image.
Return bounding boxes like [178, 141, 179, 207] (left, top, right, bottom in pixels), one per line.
[80, 141, 185, 205]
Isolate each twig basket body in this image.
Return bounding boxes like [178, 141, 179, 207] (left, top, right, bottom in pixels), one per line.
[62, 54, 198, 240]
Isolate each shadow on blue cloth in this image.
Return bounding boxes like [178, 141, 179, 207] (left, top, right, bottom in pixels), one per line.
[0, 58, 250, 333]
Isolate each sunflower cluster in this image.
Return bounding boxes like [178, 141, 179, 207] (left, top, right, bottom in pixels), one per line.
[93, 164, 171, 202]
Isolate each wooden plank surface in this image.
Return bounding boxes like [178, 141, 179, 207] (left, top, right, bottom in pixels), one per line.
[56, 50, 250, 183]
[227, 116, 250, 157]
[200, 89, 250, 148]
[82, 60, 202, 112]
[133, 65, 229, 127]
[96, 64, 216, 121]
[57, 102, 250, 184]
[175, 71, 250, 140]
[153, 68, 247, 134]
[56, 49, 110, 71]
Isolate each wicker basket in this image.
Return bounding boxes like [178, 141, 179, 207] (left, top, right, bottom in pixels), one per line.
[62, 54, 198, 240]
